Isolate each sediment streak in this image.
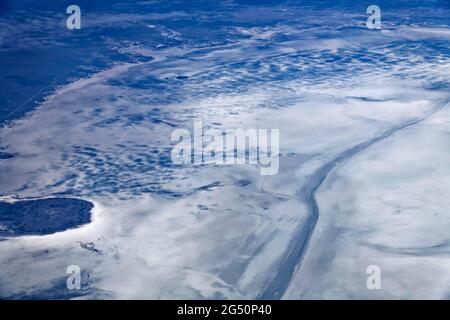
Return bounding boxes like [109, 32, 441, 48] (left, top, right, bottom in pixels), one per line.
[259, 100, 449, 299]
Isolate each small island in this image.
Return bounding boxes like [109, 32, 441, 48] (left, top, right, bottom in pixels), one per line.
[0, 198, 93, 237]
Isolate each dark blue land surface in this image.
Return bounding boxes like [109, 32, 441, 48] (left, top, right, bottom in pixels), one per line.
[0, 198, 92, 236]
[1, 0, 448, 125]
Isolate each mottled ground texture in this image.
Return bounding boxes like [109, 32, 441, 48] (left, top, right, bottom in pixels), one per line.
[1, 0, 450, 299]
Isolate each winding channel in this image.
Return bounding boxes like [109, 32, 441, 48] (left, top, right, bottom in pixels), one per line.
[259, 100, 449, 299]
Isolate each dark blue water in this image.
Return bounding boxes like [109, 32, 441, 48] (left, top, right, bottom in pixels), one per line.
[0, 198, 92, 236]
